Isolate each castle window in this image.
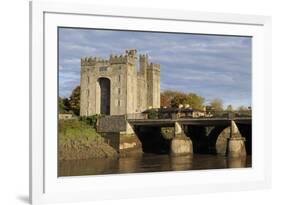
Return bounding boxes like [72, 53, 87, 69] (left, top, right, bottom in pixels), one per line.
[118, 100, 120, 106]
[87, 89, 90, 97]
[118, 88, 121, 94]
[119, 66, 122, 70]
[87, 76, 90, 84]
[99, 66, 108, 72]
[118, 75, 121, 82]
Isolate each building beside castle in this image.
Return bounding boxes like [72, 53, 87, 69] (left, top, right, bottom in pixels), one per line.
[80, 49, 160, 116]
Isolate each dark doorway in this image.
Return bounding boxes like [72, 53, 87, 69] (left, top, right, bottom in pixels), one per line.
[98, 78, 110, 115]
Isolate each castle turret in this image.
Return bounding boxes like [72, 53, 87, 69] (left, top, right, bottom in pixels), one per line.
[147, 63, 160, 108]
[139, 54, 148, 78]
[136, 54, 149, 111]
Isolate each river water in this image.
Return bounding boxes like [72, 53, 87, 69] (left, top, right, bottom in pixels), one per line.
[59, 154, 252, 177]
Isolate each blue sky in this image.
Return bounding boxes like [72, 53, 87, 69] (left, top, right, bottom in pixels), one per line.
[59, 28, 252, 108]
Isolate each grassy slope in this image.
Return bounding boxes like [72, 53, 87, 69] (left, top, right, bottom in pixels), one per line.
[59, 119, 117, 160]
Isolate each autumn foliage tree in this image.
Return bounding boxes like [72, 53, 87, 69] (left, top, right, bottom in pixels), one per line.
[161, 90, 186, 107]
[184, 93, 205, 110]
[160, 90, 205, 110]
[160, 90, 180, 107]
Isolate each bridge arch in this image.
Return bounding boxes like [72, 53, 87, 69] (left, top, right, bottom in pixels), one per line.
[207, 122, 252, 155]
[133, 125, 171, 154]
[208, 126, 229, 155]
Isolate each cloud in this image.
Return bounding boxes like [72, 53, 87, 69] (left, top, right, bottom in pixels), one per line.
[58, 28, 251, 107]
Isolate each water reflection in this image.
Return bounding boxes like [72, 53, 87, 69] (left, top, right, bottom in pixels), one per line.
[227, 157, 247, 168]
[59, 154, 252, 177]
[170, 155, 193, 171]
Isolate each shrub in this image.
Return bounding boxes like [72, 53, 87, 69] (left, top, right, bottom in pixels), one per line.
[147, 109, 158, 119]
[79, 115, 101, 128]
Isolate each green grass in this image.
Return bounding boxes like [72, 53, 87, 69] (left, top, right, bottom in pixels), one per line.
[58, 119, 118, 160]
[59, 119, 103, 147]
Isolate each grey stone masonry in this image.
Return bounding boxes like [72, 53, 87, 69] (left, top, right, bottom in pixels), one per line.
[80, 49, 160, 116]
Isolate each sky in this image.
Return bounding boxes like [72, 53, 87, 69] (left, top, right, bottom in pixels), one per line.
[59, 28, 252, 108]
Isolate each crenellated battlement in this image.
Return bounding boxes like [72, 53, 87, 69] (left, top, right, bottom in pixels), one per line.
[109, 54, 131, 64]
[148, 63, 160, 72]
[139, 54, 148, 61]
[81, 57, 109, 66]
[109, 49, 137, 65]
[81, 49, 138, 66]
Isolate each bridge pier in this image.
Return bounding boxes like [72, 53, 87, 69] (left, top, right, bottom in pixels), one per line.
[228, 121, 246, 157]
[170, 122, 193, 156]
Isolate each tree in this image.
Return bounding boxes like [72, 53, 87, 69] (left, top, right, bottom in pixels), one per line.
[209, 98, 223, 111]
[161, 90, 183, 107]
[237, 105, 248, 112]
[69, 86, 80, 116]
[237, 105, 251, 117]
[185, 93, 205, 110]
[59, 97, 65, 113]
[58, 96, 70, 113]
[170, 92, 189, 108]
[226, 104, 233, 112]
[169, 91, 205, 110]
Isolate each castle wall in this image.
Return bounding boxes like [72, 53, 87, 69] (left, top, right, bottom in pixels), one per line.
[125, 64, 138, 114]
[137, 54, 148, 112]
[80, 66, 89, 116]
[137, 74, 147, 112]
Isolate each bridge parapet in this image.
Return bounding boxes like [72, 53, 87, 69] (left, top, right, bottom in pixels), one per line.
[126, 113, 147, 120]
[128, 109, 251, 120]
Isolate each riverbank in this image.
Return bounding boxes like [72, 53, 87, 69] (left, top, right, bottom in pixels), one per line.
[59, 119, 118, 160]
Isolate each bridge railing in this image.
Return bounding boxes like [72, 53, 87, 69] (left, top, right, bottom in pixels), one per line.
[210, 110, 252, 119]
[126, 109, 251, 120]
[126, 113, 148, 120]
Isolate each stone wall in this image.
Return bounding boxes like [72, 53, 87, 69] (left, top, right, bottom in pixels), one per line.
[97, 115, 127, 132]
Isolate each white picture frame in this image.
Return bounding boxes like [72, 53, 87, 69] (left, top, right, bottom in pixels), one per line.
[30, 1, 272, 204]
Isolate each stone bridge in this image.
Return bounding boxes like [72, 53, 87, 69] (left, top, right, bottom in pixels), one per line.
[97, 116, 251, 157]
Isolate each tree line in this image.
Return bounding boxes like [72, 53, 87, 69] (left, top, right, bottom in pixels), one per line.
[161, 90, 249, 112]
[59, 86, 250, 116]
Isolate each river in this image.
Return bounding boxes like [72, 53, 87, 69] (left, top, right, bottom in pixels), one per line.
[59, 154, 252, 177]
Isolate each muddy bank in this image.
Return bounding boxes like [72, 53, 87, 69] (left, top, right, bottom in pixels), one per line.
[59, 119, 145, 160]
[59, 140, 118, 160]
[59, 134, 143, 160]
[59, 119, 118, 160]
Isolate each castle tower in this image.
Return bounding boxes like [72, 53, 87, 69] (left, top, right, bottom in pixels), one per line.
[124, 49, 138, 114]
[80, 49, 160, 116]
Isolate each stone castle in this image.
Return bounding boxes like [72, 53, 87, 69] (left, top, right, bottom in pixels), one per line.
[80, 49, 160, 116]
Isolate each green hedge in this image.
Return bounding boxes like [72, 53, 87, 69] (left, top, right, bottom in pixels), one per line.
[79, 114, 104, 128]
